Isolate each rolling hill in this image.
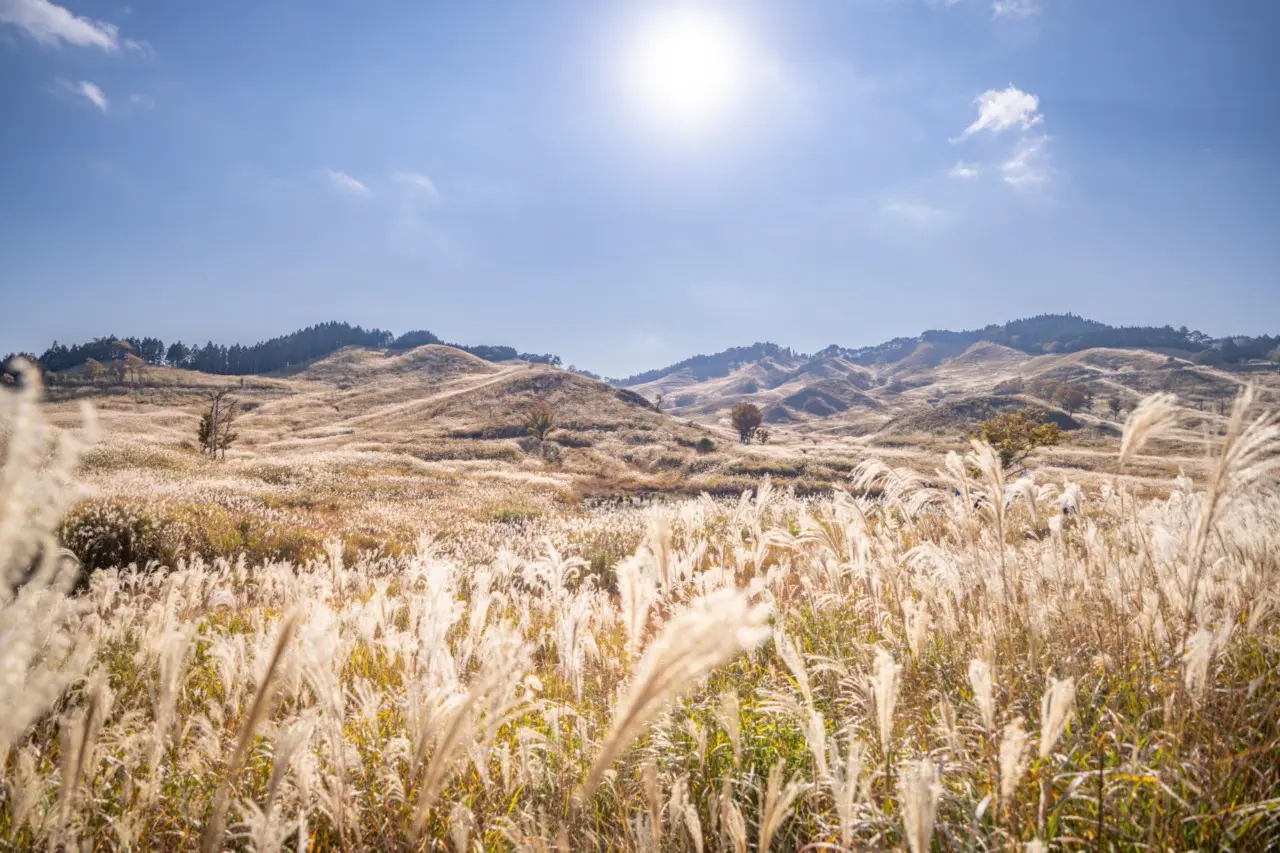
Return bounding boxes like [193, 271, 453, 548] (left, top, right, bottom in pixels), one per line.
[616, 315, 1280, 442]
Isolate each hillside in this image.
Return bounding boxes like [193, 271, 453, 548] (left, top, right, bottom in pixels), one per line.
[615, 315, 1279, 445]
[40, 342, 872, 522]
[624, 339, 1278, 457]
[615, 313, 1279, 386]
[20, 319, 1280, 519]
[13, 320, 560, 380]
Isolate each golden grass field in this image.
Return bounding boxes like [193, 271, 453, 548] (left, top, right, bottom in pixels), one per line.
[4, 351, 1280, 851]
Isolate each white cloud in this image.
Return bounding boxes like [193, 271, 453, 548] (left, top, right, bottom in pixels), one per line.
[884, 200, 945, 227]
[992, 0, 1039, 18]
[0, 0, 120, 49]
[949, 161, 979, 179]
[1001, 135, 1051, 190]
[74, 79, 107, 111]
[392, 171, 439, 199]
[955, 85, 1043, 140]
[326, 169, 370, 196]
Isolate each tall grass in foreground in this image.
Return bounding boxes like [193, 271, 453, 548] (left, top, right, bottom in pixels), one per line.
[3, 362, 1280, 850]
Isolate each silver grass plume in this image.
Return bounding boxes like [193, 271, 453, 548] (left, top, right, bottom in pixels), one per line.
[758, 759, 804, 852]
[871, 647, 902, 754]
[1, 360, 96, 759]
[774, 628, 814, 712]
[411, 623, 530, 839]
[669, 775, 704, 853]
[1038, 676, 1075, 758]
[1182, 625, 1233, 704]
[1119, 392, 1178, 466]
[578, 588, 771, 800]
[201, 610, 300, 853]
[1183, 387, 1280, 635]
[714, 691, 742, 767]
[898, 757, 941, 853]
[968, 658, 996, 733]
[999, 717, 1030, 808]
[616, 551, 656, 659]
[831, 730, 866, 848]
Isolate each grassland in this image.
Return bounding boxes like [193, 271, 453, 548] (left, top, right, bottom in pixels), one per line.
[3, 359, 1280, 851]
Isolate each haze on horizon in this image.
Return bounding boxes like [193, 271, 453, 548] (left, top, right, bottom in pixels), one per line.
[2, 0, 1278, 377]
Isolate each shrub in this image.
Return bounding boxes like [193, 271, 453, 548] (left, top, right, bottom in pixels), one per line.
[993, 377, 1024, 395]
[651, 453, 685, 470]
[971, 408, 1063, 470]
[728, 458, 806, 477]
[730, 402, 763, 443]
[59, 501, 178, 574]
[696, 437, 716, 453]
[569, 526, 644, 591]
[540, 441, 564, 465]
[553, 432, 595, 448]
[1053, 385, 1088, 414]
[524, 401, 555, 441]
[341, 531, 411, 565]
[487, 505, 542, 525]
[1195, 348, 1225, 367]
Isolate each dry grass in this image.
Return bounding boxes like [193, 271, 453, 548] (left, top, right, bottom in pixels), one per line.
[4, 364, 1280, 850]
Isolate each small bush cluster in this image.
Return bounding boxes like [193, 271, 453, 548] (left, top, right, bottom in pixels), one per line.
[58, 499, 330, 574]
[57, 501, 177, 575]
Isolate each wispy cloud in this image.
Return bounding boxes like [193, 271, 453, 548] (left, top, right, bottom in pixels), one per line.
[884, 200, 945, 227]
[949, 162, 979, 179]
[954, 85, 1042, 140]
[1001, 135, 1051, 190]
[0, 0, 121, 49]
[992, 0, 1039, 18]
[326, 169, 370, 197]
[73, 79, 107, 111]
[392, 171, 439, 200]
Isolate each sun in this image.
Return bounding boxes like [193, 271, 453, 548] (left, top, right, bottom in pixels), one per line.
[621, 7, 748, 138]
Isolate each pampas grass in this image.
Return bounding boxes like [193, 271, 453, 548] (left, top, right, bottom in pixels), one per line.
[898, 757, 940, 853]
[999, 717, 1030, 808]
[1038, 676, 1075, 759]
[1119, 391, 1178, 466]
[3, 387, 1280, 850]
[969, 658, 997, 733]
[578, 588, 771, 800]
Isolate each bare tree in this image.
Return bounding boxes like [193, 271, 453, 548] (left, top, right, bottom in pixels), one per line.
[199, 389, 240, 459]
[524, 401, 555, 441]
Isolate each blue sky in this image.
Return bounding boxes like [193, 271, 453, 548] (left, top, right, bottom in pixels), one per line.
[2, 0, 1278, 377]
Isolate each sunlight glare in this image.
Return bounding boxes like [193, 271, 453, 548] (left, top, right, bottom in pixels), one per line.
[622, 7, 748, 138]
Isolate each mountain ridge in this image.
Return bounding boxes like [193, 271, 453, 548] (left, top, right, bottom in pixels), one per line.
[609, 313, 1279, 387]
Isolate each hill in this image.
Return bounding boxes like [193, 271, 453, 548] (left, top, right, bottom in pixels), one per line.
[621, 335, 1278, 449]
[14, 320, 560, 380]
[614, 313, 1279, 387]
